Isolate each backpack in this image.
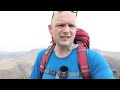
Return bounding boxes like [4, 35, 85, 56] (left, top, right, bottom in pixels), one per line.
[40, 28, 91, 79]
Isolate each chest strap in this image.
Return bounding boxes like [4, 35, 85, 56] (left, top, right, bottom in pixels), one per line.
[44, 70, 81, 77]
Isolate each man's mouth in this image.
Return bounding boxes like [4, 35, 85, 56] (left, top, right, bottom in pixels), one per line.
[60, 36, 70, 38]
[60, 36, 70, 41]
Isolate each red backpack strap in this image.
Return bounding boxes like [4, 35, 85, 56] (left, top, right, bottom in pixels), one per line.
[40, 44, 55, 79]
[77, 42, 91, 79]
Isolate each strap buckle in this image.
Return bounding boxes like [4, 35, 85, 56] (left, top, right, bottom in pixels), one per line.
[49, 70, 56, 75]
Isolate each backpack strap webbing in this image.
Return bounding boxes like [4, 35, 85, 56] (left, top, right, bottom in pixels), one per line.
[44, 70, 81, 77]
[40, 42, 91, 79]
[40, 43, 56, 79]
[77, 42, 91, 79]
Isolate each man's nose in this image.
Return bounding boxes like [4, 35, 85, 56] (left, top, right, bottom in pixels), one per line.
[62, 25, 70, 34]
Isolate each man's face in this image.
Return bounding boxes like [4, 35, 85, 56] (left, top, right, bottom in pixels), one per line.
[48, 11, 77, 47]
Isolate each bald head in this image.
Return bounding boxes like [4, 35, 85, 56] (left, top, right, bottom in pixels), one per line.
[51, 11, 77, 26]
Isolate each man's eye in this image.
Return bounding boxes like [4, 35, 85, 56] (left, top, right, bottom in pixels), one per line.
[58, 24, 65, 27]
[69, 25, 75, 27]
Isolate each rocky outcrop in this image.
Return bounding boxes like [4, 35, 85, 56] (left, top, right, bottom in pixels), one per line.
[0, 59, 22, 79]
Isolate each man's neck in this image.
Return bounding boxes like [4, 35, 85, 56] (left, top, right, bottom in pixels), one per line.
[54, 44, 72, 58]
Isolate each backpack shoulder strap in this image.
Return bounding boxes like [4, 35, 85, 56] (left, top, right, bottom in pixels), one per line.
[77, 42, 91, 79]
[40, 42, 91, 79]
[40, 43, 55, 79]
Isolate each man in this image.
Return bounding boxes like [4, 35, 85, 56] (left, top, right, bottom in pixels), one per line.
[30, 11, 115, 79]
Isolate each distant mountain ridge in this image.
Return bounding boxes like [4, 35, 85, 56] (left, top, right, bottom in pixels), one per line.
[0, 48, 45, 79]
[0, 48, 43, 60]
[92, 49, 120, 61]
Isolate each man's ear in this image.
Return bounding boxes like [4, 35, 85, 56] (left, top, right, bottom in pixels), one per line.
[48, 24, 52, 35]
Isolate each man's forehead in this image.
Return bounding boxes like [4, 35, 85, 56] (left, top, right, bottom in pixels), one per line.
[55, 18, 77, 24]
[53, 12, 77, 20]
[52, 11, 78, 18]
[51, 11, 77, 25]
[53, 11, 78, 15]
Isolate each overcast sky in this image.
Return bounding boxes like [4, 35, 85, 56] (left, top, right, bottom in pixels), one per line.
[0, 11, 120, 52]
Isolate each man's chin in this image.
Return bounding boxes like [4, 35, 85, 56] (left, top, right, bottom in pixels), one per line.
[59, 42, 71, 47]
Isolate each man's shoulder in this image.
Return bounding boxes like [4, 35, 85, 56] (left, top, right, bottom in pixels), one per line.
[37, 48, 47, 57]
[86, 49, 104, 60]
[86, 49, 101, 55]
